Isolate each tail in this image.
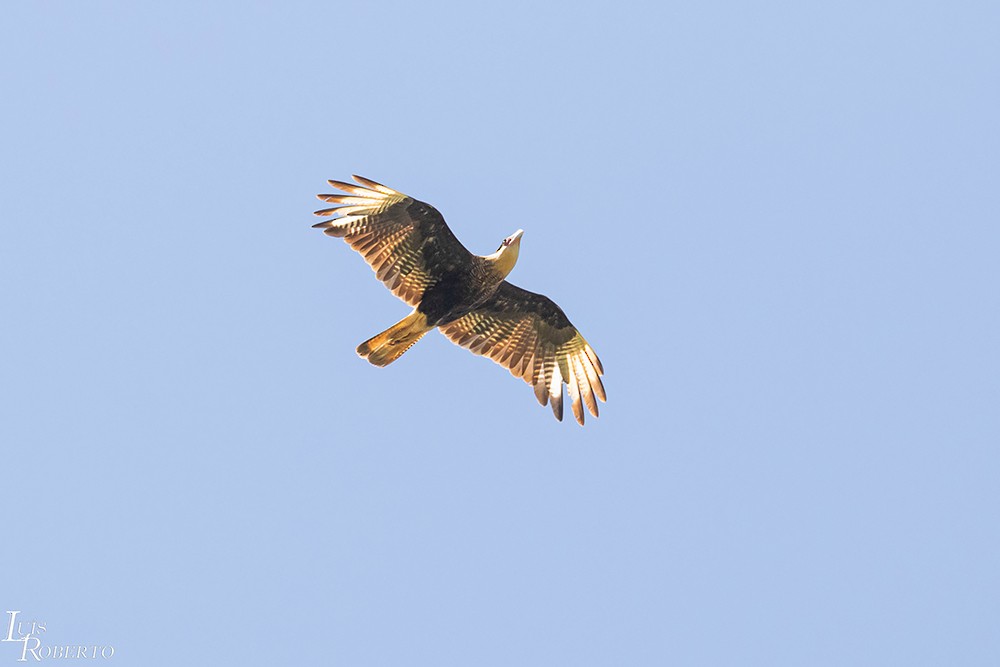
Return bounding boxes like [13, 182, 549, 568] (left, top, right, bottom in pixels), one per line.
[356, 311, 432, 367]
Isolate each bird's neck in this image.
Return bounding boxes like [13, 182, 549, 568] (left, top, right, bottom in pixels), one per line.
[484, 244, 520, 279]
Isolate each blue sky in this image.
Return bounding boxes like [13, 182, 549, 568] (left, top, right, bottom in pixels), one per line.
[1, 2, 998, 665]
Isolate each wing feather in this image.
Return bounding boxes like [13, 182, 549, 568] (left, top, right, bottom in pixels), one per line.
[326, 179, 378, 196]
[439, 282, 605, 425]
[566, 361, 583, 425]
[314, 176, 473, 307]
[351, 174, 400, 196]
[573, 354, 599, 419]
[549, 360, 564, 422]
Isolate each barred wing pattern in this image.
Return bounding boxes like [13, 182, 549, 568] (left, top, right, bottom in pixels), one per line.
[312, 175, 473, 306]
[439, 282, 606, 425]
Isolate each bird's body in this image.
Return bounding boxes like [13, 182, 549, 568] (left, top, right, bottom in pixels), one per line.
[313, 175, 605, 424]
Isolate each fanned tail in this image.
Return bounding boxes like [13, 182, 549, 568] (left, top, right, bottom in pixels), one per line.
[357, 311, 431, 367]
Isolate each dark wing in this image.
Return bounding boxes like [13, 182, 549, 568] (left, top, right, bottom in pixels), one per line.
[313, 175, 474, 307]
[439, 282, 606, 425]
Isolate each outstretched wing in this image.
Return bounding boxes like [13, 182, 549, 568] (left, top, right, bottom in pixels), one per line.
[313, 175, 474, 306]
[439, 282, 606, 425]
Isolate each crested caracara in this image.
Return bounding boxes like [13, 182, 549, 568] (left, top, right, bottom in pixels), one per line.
[313, 175, 605, 425]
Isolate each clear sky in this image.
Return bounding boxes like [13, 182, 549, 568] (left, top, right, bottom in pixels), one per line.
[1, 2, 998, 665]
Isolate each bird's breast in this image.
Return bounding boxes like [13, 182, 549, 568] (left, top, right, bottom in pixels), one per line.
[417, 265, 504, 327]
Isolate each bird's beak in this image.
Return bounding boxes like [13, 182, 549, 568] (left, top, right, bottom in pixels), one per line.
[512, 229, 524, 243]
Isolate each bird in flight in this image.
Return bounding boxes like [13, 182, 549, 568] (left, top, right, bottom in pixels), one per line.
[313, 175, 605, 425]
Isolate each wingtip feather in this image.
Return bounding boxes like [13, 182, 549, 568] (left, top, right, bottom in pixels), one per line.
[551, 388, 564, 421]
[352, 174, 399, 196]
[534, 381, 548, 406]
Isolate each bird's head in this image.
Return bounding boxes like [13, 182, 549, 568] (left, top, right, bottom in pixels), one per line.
[488, 229, 523, 278]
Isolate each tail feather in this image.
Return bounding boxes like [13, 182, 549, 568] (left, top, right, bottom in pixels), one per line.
[357, 312, 431, 367]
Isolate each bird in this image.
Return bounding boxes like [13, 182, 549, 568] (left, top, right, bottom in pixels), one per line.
[312, 175, 605, 425]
